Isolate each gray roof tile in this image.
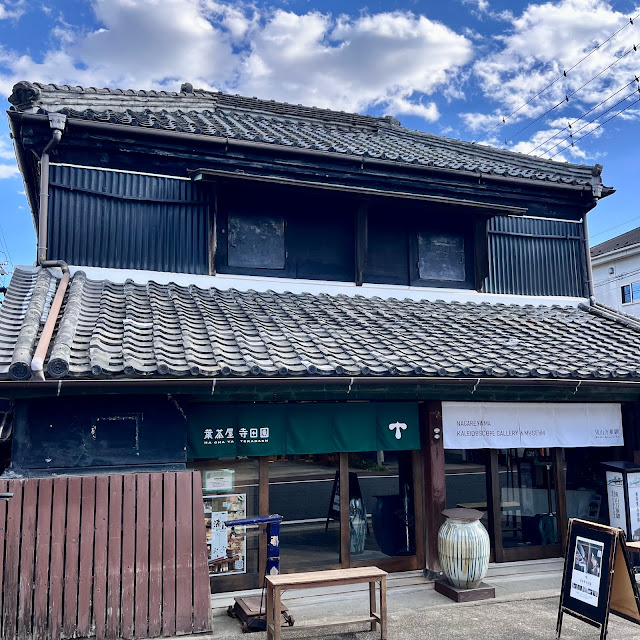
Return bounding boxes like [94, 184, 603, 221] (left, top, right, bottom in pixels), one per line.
[7, 81, 603, 187]
[2, 267, 640, 382]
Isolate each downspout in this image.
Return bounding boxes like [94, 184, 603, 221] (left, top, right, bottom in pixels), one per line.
[583, 165, 603, 305]
[30, 113, 70, 382]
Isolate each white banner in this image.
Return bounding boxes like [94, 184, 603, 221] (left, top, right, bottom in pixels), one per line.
[442, 402, 623, 449]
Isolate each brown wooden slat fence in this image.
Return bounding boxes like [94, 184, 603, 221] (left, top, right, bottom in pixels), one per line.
[0, 471, 211, 640]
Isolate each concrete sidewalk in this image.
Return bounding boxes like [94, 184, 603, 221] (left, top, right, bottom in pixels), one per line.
[204, 559, 640, 639]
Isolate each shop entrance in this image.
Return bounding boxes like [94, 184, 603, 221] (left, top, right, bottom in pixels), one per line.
[445, 448, 568, 562]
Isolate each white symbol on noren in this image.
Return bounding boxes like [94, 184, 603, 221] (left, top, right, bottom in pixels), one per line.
[204, 428, 213, 440]
[389, 422, 407, 440]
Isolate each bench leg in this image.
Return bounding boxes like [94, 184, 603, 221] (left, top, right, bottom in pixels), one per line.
[369, 580, 377, 631]
[380, 576, 387, 640]
[266, 583, 274, 640]
[274, 586, 282, 640]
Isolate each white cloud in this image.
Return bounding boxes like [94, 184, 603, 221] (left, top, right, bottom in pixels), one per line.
[0, 1, 473, 121]
[0, 165, 19, 179]
[0, 1, 26, 20]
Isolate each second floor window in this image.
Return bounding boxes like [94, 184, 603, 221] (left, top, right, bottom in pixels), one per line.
[417, 231, 466, 282]
[227, 212, 285, 269]
[621, 282, 640, 304]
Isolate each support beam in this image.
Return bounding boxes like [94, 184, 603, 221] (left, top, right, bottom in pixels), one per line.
[355, 202, 368, 286]
[422, 401, 446, 575]
[553, 448, 568, 553]
[208, 183, 218, 276]
[487, 450, 504, 563]
[259, 457, 269, 584]
[339, 453, 350, 568]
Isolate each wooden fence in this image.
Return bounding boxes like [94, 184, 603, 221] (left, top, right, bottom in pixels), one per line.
[0, 471, 211, 640]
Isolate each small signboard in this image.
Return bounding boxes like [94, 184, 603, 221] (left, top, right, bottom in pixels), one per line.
[557, 519, 640, 640]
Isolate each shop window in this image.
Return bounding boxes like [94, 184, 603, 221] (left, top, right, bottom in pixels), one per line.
[269, 454, 341, 570]
[227, 212, 285, 269]
[348, 450, 416, 559]
[188, 458, 260, 592]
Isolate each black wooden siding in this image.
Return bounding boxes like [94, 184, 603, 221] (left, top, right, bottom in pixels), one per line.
[484, 216, 587, 297]
[47, 165, 209, 274]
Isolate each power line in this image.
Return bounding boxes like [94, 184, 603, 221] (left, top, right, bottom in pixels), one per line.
[528, 76, 639, 155]
[504, 44, 639, 147]
[472, 13, 639, 144]
[590, 215, 640, 241]
[547, 92, 640, 159]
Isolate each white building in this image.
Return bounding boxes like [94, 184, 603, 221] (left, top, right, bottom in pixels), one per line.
[591, 227, 640, 316]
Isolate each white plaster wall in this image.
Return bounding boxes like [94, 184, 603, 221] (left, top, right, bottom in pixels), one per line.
[592, 245, 640, 316]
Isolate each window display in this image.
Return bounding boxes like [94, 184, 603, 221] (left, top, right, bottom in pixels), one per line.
[204, 493, 247, 576]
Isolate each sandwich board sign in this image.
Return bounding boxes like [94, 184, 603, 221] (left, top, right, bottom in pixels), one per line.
[557, 519, 640, 640]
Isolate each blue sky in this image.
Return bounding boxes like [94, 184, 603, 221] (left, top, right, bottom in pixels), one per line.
[0, 0, 639, 288]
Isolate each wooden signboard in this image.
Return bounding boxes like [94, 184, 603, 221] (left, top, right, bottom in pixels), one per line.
[557, 519, 640, 640]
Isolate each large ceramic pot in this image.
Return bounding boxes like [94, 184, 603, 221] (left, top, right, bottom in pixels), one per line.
[438, 508, 490, 589]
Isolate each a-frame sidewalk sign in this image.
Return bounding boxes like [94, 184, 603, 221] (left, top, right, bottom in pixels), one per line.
[557, 518, 640, 640]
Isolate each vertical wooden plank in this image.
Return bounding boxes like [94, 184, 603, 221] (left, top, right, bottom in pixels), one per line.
[106, 475, 123, 640]
[16, 480, 37, 640]
[487, 449, 504, 563]
[553, 448, 568, 553]
[162, 473, 176, 638]
[411, 449, 426, 570]
[176, 472, 194, 634]
[355, 201, 368, 286]
[2, 479, 22, 640]
[134, 474, 150, 639]
[0, 479, 9, 640]
[422, 402, 446, 574]
[208, 184, 218, 275]
[147, 473, 164, 638]
[120, 474, 137, 639]
[258, 457, 269, 585]
[94, 475, 110, 640]
[192, 472, 211, 633]
[339, 452, 349, 568]
[32, 479, 53, 640]
[48, 477, 67, 640]
[77, 476, 96, 638]
[62, 477, 82, 638]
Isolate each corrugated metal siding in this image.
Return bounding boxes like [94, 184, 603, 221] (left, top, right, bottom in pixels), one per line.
[48, 165, 209, 274]
[485, 216, 587, 297]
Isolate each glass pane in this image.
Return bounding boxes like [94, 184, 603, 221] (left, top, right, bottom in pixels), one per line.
[632, 282, 640, 301]
[349, 450, 416, 559]
[622, 285, 632, 304]
[417, 231, 465, 281]
[498, 449, 558, 549]
[565, 447, 608, 524]
[445, 449, 489, 533]
[189, 458, 259, 591]
[269, 454, 340, 570]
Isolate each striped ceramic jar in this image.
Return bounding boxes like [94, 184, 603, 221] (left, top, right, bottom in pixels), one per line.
[438, 513, 490, 589]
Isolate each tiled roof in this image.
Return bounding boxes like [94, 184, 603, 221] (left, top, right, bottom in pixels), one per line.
[7, 81, 604, 188]
[2, 267, 640, 381]
[591, 227, 640, 258]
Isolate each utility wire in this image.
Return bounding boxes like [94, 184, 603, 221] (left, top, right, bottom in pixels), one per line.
[504, 43, 639, 147]
[540, 85, 640, 157]
[547, 92, 640, 159]
[528, 76, 639, 154]
[591, 216, 640, 241]
[473, 13, 639, 144]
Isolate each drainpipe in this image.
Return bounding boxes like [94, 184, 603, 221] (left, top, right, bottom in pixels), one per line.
[31, 113, 70, 381]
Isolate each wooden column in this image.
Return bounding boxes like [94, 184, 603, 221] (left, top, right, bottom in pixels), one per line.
[355, 202, 368, 286]
[339, 453, 350, 568]
[207, 183, 218, 275]
[553, 448, 568, 553]
[259, 457, 269, 584]
[487, 450, 504, 563]
[422, 401, 446, 574]
[412, 449, 426, 569]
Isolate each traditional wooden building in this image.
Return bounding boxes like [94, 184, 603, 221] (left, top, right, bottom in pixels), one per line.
[1, 80, 640, 609]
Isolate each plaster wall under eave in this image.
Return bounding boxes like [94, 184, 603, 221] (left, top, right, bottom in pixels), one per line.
[592, 244, 640, 316]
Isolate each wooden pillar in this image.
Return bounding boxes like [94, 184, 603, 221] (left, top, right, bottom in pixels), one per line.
[412, 449, 426, 569]
[421, 401, 446, 575]
[553, 448, 568, 553]
[355, 202, 368, 286]
[258, 457, 269, 584]
[487, 450, 504, 563]
[339, 453, 350, 568]
[207, 183, 218, 275]
[621, 402, 640, 464]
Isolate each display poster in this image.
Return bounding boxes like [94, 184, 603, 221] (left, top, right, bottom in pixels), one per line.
[204, 493, 246, 577]
[570, 536, 604, 607]
[627, 472, 640, 541]
[606, 471, 628, 532]
[442, 402, 623, 449]
[203, 468, 235, 492]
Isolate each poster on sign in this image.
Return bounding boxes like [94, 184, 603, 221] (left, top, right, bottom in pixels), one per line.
[442, 402, 623, 449]
[626, 472, 640, 542]
[606, 471, 628, 533]
[570, 536, 604, 607]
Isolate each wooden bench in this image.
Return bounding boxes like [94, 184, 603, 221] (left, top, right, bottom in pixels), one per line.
[265, 567, 387, 640]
